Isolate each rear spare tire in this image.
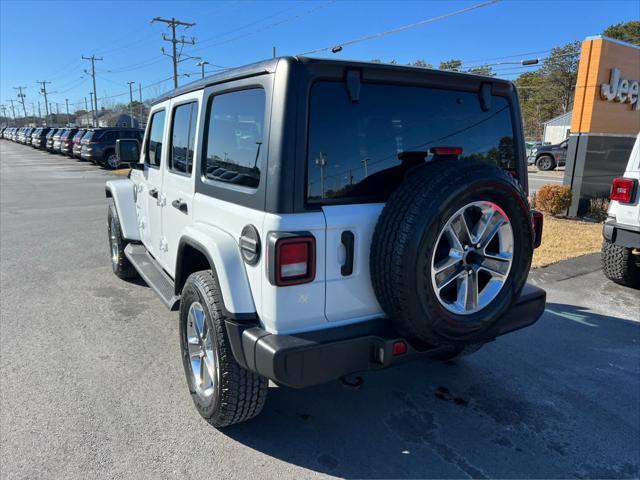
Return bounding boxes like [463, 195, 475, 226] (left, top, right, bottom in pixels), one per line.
[370, 160, 533, 345]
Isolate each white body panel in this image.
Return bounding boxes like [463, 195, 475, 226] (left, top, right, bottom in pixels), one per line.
[137, 101, 169, 260]
[105, 178, 140, 241]
[323, 204, 384, 323]
[608, 134, 640, 228]
[180, 222, 257, 315]
[160, 90, 203, 275]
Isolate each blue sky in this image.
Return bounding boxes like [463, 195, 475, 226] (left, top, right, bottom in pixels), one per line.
[0, 0, 637, 115]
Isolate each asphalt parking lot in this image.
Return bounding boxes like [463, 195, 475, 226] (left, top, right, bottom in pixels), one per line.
[1, 140, 638, 479]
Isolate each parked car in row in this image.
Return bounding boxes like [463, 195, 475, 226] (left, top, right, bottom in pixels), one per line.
[31, 128, 51, 149]
[59, 128, 79, 156]
[1, 125, 141, 171]
[527, 139, 568, 171]
[71, 129, 88, 158]
[81, 128, 143, 168]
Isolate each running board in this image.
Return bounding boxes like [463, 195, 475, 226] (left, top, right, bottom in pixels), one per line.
[124, 244, 180, 310]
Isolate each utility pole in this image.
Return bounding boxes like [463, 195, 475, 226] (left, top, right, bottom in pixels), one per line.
[14, 86, 27, 117]
[89, 92, 95, 127]
[82, 54, 103, 117]
[37, 101, 42, 120]
[36, 80, 51, 117]
[65, 99, 70, 126]
[315, 152, 328, 199]
[361, 158, 369, 178]
[127, 81, 135, 127]
[30, 102, 35, 122]
[1, 105, 7, 126]
[196, 60, 209, 79]
[56, 103, 59, 115]
[152, 16, 196, 89]
[8, 99, 16, 120]
[272, 46, 276, 58]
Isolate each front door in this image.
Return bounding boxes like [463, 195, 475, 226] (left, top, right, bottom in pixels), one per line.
[138, 106, 168, 260]
[159, 94, 201, 276]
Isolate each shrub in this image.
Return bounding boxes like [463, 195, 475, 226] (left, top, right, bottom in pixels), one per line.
[535, 184, 572, 215]
[588, 197, 610, 222]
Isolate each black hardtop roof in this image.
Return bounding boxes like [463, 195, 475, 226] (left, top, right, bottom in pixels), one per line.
[152, 56, 514, 105]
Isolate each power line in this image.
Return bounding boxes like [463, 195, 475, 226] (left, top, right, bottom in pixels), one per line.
[299, 0, 501, 55]
[152, 16, 196, 89]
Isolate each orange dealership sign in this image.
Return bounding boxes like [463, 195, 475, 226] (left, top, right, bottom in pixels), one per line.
[571, 36, 640, 135]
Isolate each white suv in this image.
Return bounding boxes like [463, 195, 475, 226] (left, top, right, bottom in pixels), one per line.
[602, 134, 640, 287]
[106, 57, 546, 427]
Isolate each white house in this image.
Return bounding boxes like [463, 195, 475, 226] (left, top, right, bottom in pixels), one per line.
[543, 111, 572, 145]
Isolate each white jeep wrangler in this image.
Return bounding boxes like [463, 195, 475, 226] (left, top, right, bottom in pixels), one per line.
[602, 134, 640, 287]
[106, 57, 546, 427]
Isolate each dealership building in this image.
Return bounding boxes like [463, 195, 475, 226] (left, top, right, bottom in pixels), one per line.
[563, 35, 640, 216]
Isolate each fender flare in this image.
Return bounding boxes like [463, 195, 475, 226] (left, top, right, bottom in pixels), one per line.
[177, 223, 257, 320]
[105, 179, 140, 241]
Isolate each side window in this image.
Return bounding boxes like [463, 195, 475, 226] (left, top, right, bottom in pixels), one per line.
[203, 88, 265, 189]
[169, 102, 198, 175]
[100, 131, 117, 142]
[145, 110, 166, 167]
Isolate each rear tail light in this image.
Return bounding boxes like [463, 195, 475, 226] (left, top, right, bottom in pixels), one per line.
[271, 234, 316, 286]
[392, 341, 407, 356]
[531, 210, 543, 249]
[432, 146, 463, 156]
[610, 177, 636, 203]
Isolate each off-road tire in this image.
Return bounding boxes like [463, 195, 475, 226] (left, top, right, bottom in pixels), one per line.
[536, 155, 556, 171]
[370, 160, 533, 346]
[601, 240, 640, 288]
[180, 270, 268, 428]
[107, 202, 137, 279]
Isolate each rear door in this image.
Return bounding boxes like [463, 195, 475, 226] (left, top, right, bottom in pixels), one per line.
[159, 92, 201, 275]
[137, 105, 168, 259]
[307, 81, 520, 323]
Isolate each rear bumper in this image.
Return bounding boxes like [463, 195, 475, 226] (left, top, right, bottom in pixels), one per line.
[226, 283, 546, 388]
[603, 220, 640, 248]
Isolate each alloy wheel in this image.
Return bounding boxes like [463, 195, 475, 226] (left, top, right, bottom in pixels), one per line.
[186, 302, 217, 399]
[431, 201, 514, 315]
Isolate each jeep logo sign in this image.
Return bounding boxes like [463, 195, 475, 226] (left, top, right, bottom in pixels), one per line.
[600, 68, 640, 111]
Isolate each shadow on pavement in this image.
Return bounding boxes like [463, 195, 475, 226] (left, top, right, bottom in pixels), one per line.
[221, 303, 639, 479]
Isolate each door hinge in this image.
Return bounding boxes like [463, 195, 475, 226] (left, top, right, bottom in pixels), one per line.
[159, 238, 169, 252]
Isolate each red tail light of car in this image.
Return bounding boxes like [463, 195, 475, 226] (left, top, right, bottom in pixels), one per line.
[274, 236, 316, 286]
[610, 178, 636, 203]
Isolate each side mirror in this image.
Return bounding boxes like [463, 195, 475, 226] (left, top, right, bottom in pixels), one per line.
[116, 139, 141, 166]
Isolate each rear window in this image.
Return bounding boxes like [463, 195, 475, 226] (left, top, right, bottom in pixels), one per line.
[306, 82, 517, 203]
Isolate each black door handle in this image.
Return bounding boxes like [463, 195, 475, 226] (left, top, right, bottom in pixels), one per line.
[341, 231, 355, 276]
[171, 199, 188, 214]
[148, 188, 158, 199]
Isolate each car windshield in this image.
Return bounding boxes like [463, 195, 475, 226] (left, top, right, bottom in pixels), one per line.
[306, 81, 517, 203]
[83, 131, 94, 141]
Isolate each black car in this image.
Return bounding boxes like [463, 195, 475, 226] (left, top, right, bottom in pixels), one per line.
[31, 127, 51, 149]
[527, 139, 568, 171]
[81, 128, 143, 168]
